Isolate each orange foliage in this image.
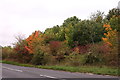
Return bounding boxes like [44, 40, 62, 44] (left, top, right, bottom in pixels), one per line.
[103, 24, 110, 28]
[25, 30, 41, 54]
[25, 46, 33, 53]
[102, 24, 117, 47]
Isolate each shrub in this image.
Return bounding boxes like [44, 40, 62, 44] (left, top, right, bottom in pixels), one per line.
[83, 43, 108, 65]
[103, 46, 118, 66]
[84, 52, 102, 64]
[49, 41, 70, 63]
[2, 46, 14, 59]
[72, 45, 90, 54]
[103, 53, 118, 66]
[64, 50, 86, 66]
[31, 49, 46, 65]
[14, 40, 33, 63]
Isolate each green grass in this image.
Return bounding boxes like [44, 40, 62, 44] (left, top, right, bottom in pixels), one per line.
[37, 65, 119, 76]
[1, 60, 119, 76]
[2, 60, 35, 67]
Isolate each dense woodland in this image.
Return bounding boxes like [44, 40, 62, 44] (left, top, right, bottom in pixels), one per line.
[2, 8, 120, 67]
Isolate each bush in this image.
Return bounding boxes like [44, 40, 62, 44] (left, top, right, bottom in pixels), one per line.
[83, 42, 110, 65]
[31, 49, 46, 65]
[84, 52, 102, 64]
[103, 47, 118, 66]
[2, 46, 14, 59]
[49, 41, 70, 63]
[65, 51, 85, 66]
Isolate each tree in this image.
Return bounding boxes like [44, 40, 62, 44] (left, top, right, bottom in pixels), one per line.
[73, 20, 105, 46]
[25, 30, 42, 54]
[102, 24, 118, 47]
[109, 13, 120, 32]
[44, 25, 61, 41]
[90, 11, 104, 23]
[63, 16, 80, 27]
[64, 24, 75, 47]
[14, 35, 31, 63]
[106, 8, 120, 20]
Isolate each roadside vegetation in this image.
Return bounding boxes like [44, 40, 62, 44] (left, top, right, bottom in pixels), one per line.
[2, 8, 120, 76]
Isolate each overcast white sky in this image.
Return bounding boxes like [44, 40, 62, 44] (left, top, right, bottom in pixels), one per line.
[0, 0, 119, 47]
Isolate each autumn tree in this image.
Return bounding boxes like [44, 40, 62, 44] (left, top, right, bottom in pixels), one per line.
[102, 24, 118, 48]
[25, 30, 42, 54]
[14, 34, 31, 63]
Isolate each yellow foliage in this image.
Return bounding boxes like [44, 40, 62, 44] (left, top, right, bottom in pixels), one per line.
[102, 24, 117, 47]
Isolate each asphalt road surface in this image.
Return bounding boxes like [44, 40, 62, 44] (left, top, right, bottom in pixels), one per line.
[1, 63, 119, 80]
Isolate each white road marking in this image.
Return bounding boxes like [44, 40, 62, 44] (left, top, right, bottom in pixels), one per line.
[3, 66, 23, 72]
[87, 73, 94, 75]
[40, 74, 57, 79]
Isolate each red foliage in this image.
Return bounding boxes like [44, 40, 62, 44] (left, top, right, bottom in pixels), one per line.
[14, 44, 28, 54]
[98, 43, 111, 54]
[49, 41, 62, 49]
[14, 45, 20, 51]
[72, 45, 90, 54]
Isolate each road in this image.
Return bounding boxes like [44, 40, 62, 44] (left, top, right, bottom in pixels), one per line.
[1, 63, 119, 80]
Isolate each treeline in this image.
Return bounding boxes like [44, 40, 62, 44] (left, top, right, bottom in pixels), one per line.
[2, 8, 120, 66]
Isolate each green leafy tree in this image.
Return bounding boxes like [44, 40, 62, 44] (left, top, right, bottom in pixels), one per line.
[109, 14, 120, 32]
[63, 16, 80, 27]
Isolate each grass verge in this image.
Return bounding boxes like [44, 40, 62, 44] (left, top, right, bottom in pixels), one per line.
[1, 60, 119, 76]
